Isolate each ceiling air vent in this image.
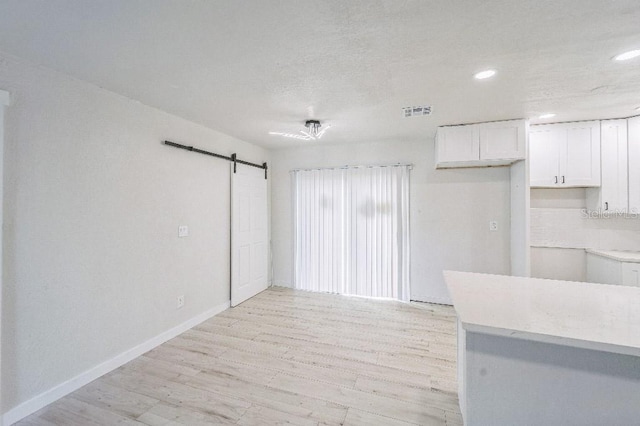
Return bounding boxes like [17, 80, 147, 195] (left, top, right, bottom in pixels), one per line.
[403, 105, 432, 118]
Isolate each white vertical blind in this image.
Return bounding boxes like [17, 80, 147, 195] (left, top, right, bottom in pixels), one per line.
[292, 165, 410, 301]
[293, 168, 344, 294]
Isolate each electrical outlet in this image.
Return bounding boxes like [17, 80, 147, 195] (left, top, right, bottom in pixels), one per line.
[178, 225, 189, 237]
[177, 295, 185, 309]
[489, 221, 498, 231]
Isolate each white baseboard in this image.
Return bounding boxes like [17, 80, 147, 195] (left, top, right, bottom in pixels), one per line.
[2, 300, 230, 426]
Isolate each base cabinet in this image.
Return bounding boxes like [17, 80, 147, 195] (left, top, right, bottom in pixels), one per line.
[587, 251, 640, 287]
[622, 263, 640, 287]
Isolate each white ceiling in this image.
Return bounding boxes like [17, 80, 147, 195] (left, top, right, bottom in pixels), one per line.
[0, 0, 639, 149]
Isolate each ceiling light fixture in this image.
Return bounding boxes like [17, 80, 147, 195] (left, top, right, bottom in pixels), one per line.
[614, 49, 640, 61]
[301, 120, 324, 139]
[635, 106, 640, 111]
[269, 120, 331, 141]
[474, 69, 496, 80]
[267, 132, 309, 140]
[538, 113, 556, 119]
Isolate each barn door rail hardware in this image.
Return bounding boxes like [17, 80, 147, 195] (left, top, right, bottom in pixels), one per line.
[164, 140, 267, 179]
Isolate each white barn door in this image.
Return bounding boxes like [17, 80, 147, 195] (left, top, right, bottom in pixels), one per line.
[231, 164, 268, 307]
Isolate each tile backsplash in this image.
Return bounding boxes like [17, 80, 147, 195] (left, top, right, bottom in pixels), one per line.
[531, 208, 640, 252]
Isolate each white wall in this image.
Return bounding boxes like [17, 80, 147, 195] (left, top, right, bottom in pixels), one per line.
[0, 52, 269, 416]
[531, 188, 586, 209]
[270, 140, 512, 304]
[0, 88, 9, 423]
[531, 247, 586, 282]
[510, 157, 531, 277]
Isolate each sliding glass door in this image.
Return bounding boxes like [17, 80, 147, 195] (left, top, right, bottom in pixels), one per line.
[292, 165, 410, 301]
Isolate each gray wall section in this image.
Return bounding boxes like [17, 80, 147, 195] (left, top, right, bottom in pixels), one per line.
[0, 52, 269, 414]
[465, 332, 640, 426]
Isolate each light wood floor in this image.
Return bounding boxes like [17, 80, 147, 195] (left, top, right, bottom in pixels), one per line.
[17, 288, 462, 426]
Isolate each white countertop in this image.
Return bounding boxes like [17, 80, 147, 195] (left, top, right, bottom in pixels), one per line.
[586, 249, 640, 263]
[444, 271, 640, 357]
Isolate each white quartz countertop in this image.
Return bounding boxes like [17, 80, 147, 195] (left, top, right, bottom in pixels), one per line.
[585, 249, 640, 263]
[444, 271, 640, 357]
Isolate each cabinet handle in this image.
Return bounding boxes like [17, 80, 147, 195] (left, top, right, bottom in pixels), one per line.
[554, 176, 558, 184]
[605, 202, 609, 211]
[562, 176, 565, 184]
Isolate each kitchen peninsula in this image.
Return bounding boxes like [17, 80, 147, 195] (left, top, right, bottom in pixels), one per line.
[445, 271, 640, 425]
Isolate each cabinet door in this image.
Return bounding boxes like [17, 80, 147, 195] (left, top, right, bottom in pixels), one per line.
[529, 126, 561, 187]
[629, 116, 640, 214]
[561, 121, 601, 187]
[479, 120, 525, 161]
[598, 120, 628, 212]
[436, 125, 480, 163]
[622, 263, 640, 287]
[586, 253, 622, 285]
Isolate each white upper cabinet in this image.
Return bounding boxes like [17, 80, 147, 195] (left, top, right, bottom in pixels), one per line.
[479, 120, 526, 161]
[529, 121, 601, 187]
[436, 124, 480, 163]
[587, 119, 628, 212]
[629, 116, 640, 214]
[436, 119, 526, 168]
[529, 127, 561, 187]
[564, 122, 601, 186]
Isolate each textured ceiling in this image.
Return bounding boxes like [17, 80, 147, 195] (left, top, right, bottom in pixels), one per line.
[0, 0, 639, 149]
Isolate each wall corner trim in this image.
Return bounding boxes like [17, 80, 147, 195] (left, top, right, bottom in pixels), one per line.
[0, 89, 10, 106]
[1, 300, 230, 425]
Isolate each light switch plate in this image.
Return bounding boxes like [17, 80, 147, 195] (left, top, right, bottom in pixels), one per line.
[489, 221, 498, 231]
[178, 225, 189, 237]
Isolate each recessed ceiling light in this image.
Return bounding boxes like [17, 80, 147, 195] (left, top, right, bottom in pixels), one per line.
[614, 49, 640, 61]
[538, 113, 556, 119]
[635, 106, 640, 111]
[474, 69, 496, 80]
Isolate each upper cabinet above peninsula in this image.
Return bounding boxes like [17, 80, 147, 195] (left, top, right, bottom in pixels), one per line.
[435, 119, 526, 168]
